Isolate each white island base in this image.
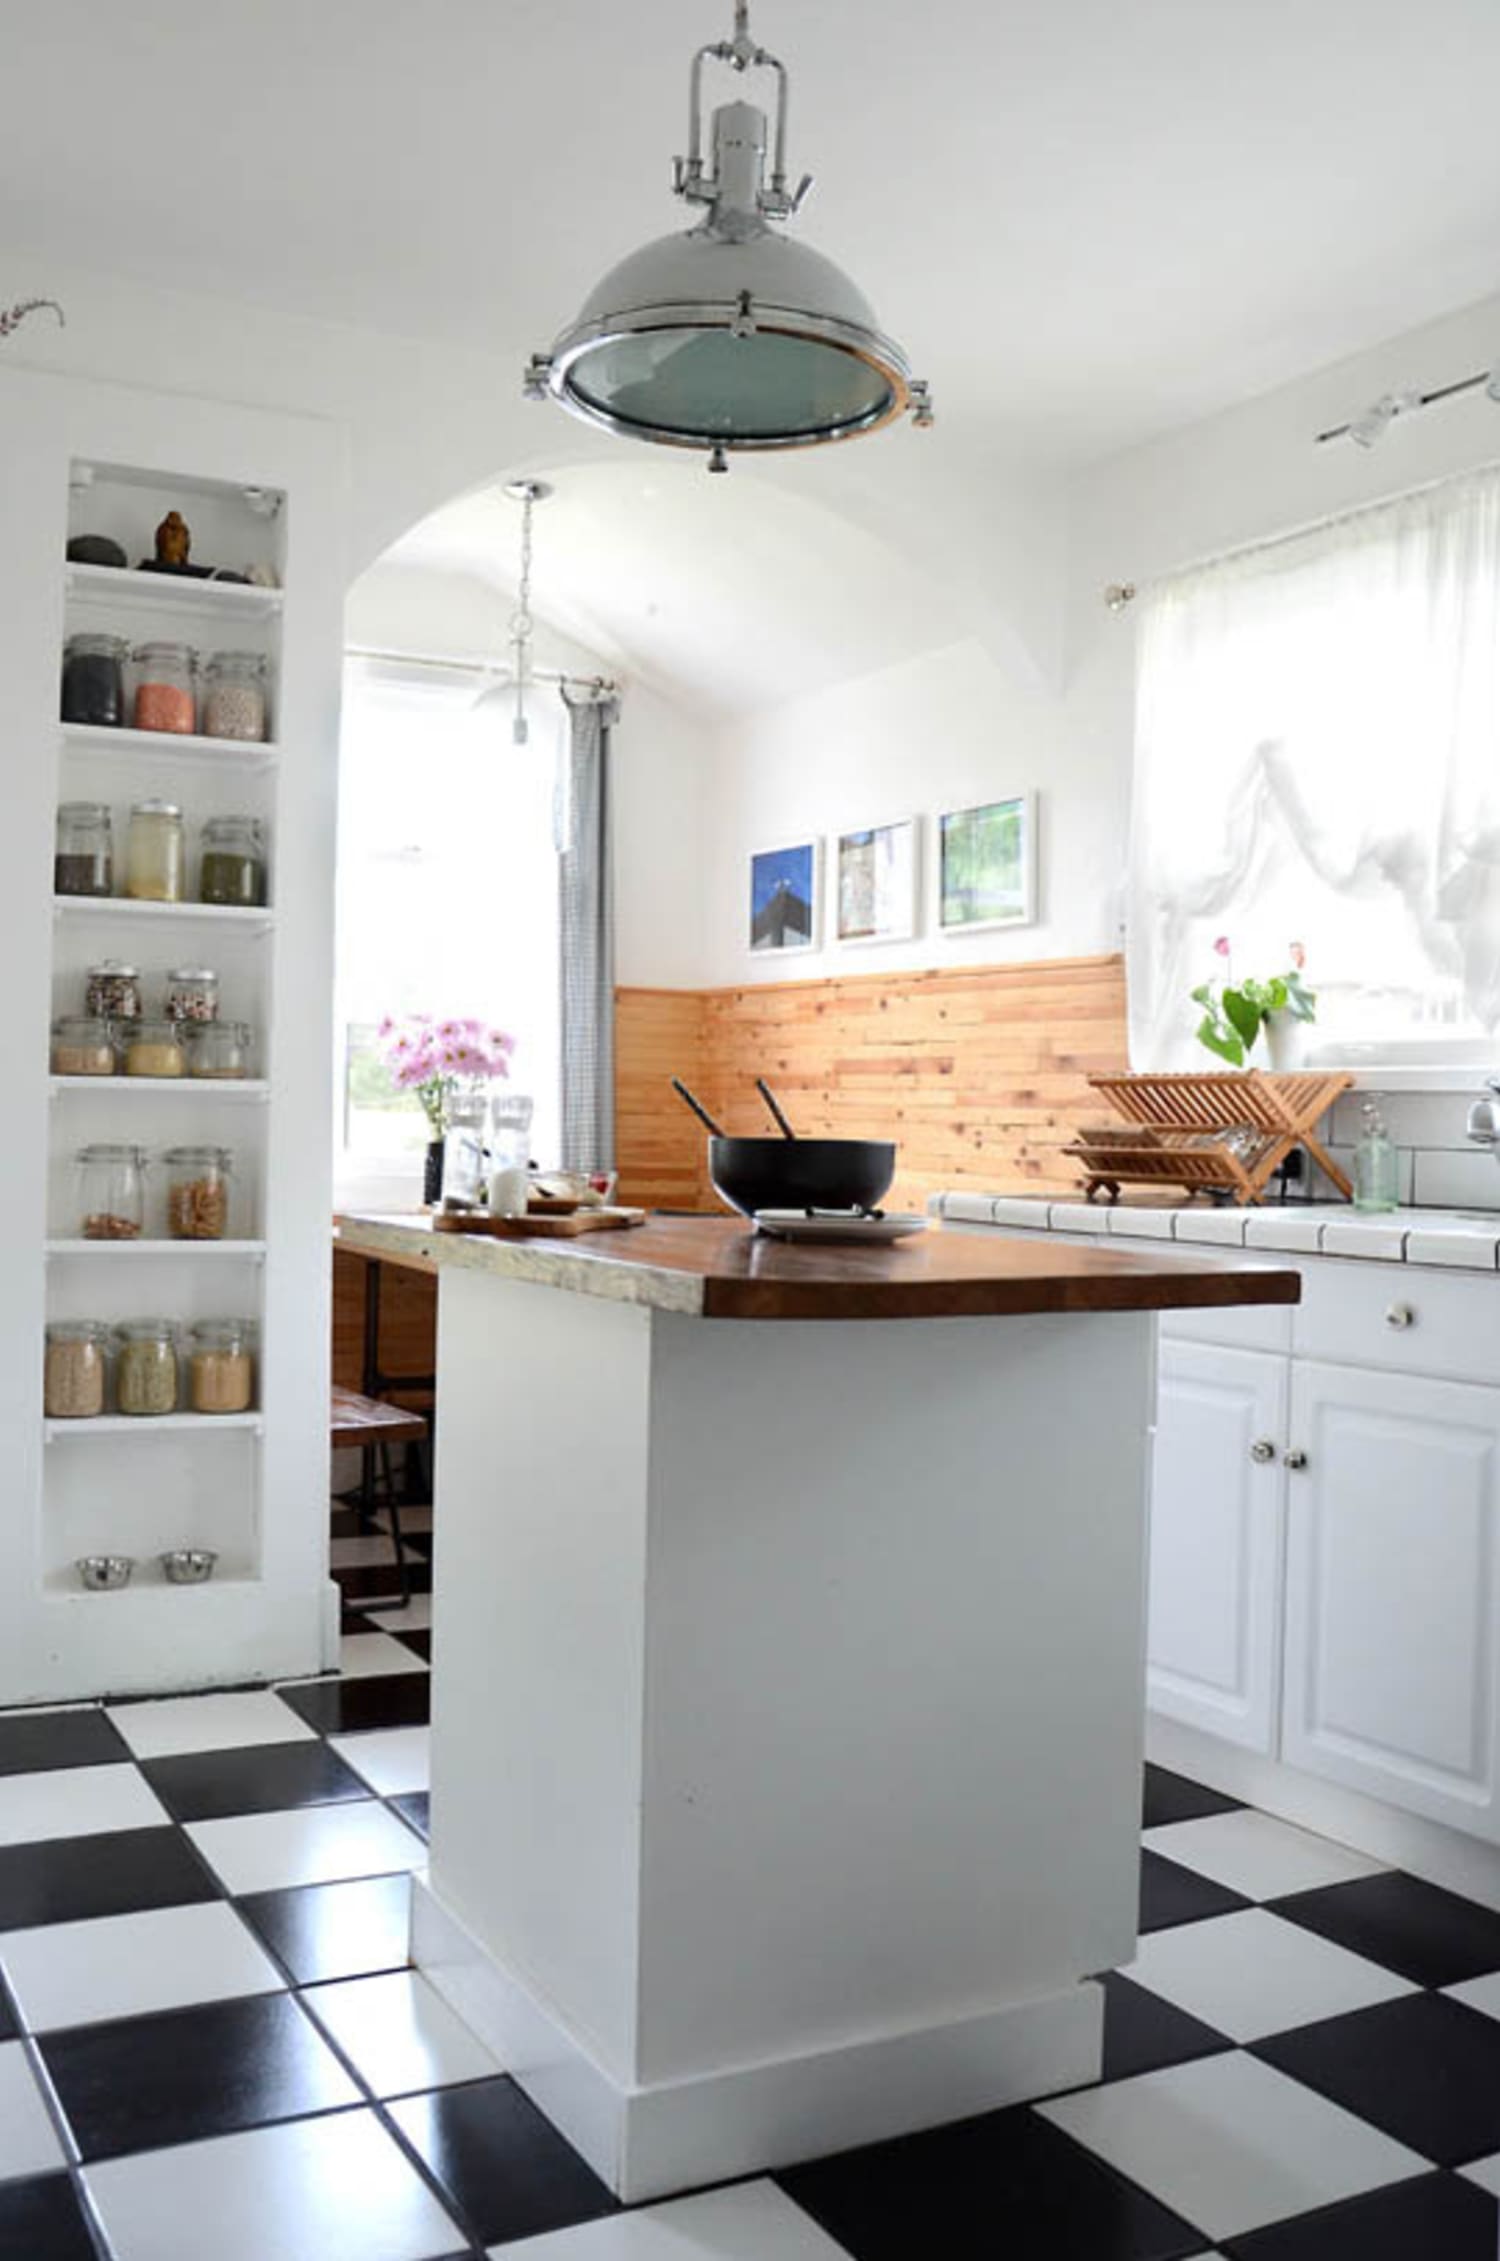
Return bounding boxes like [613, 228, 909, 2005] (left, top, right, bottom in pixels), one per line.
[412, 1265, 1157, 2203]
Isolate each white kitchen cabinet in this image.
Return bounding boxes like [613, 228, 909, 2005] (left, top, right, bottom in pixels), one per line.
[1147, 1339, 1288, 1754]
[1281, 1360, 1500, 1839]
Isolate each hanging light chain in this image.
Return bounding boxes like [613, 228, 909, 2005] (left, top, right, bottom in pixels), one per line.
[505, 479, 546, 747]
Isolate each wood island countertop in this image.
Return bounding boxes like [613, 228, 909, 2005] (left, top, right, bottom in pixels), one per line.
[334, 1212, 1301, 1323]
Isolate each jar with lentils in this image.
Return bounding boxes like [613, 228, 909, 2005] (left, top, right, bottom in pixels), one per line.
[189, 1320, 255, 1414]
[55, 803, 114, 897]
[202, 651, 268, 742]
[125, 800, 185, 902]
[164, 967, 219, 1024]
[44, 1321, 111, 1419]
[132, 642, 197, 734]
[164, 1146, 233, 1240]
[77, 1144, 147, 1240]
[199, 816, 267, 907]
[85, 960, 141, 1022]
[115, 1320, 180, 1416]
[51, 1016, 116, 1076]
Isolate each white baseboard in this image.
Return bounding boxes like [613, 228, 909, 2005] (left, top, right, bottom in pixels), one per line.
[412, 1880, 1104, 2204]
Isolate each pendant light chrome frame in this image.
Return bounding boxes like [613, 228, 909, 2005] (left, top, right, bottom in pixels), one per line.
[524, 2, 931, 471]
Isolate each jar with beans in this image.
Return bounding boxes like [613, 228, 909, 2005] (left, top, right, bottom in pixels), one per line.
[61, 634, 127, 727]
[125, 800, 185, 902]
[115, 1320, 180, 1416]
[51, 1016, 116, 1076]
[189, 1320, 255, 1415]
[85, 960, 141, 1022]
[187, 1019, 251, 1079]
[123, 1019, 186, 1079]
[202, 651, 268, 742]
[199, 816, 266, 907]
[55, 803, 114, 897]
[132, 642, 197, 734]
[164, 1146, 233, 1240]
[77, 1144, 147, 1240]
[164, 967, 219, 1024]
[44, 1321, 111, 1419]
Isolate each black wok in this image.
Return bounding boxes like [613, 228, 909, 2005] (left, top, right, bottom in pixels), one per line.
[708, 1136, 896, 1220]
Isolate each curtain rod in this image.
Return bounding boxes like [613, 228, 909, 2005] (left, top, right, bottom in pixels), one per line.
[345, 641, 619, 696]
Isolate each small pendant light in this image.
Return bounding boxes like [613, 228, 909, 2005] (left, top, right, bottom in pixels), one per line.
[475, 479, 550, 744]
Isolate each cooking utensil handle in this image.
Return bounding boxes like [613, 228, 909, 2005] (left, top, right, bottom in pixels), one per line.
[670, 1078, 726, 1138]
[756, 1077, 798, 1140]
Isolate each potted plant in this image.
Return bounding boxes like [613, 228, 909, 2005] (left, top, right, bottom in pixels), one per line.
[376, 1014, 516, 1205]
[1191, 940, 1316, 1071]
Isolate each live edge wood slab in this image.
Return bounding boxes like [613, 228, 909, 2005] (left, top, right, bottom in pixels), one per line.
[335, 1211, 1300, 1324]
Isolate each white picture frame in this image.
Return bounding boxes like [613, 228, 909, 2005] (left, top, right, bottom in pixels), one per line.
[748, 837, 821, 955]
[833, 816, 921, 947]
[935, 792, 1037, 935]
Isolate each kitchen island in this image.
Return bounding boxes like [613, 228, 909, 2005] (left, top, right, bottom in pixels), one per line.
[337, 1212, 1299, 2201]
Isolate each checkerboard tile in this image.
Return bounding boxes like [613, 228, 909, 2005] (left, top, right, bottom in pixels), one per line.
[0, 1548, 1495, 2259]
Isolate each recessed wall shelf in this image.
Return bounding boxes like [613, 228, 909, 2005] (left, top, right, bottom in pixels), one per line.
[49, 1077, 270, 1100]
[65, 562, 283, 618]
[52, 897, 275, 934]
[45, 1240, 267, 1259]
[44, 1412, 263, 1441]
[60, 723, 279, 771]
[45, 1575, 262, 1602]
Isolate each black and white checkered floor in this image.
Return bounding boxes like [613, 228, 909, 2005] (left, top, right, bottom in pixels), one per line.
[4, 1516, 1500, 2255]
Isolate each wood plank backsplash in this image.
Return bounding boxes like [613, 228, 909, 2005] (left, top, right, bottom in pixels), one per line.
[615, 953, 1128, 1215]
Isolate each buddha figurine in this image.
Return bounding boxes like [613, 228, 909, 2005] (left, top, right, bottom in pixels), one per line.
[154, 510, 191, 568]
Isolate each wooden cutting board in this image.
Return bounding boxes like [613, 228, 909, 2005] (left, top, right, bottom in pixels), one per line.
[435, 1207, 647, 1238]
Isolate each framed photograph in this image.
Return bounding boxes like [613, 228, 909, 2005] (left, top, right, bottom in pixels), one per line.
[749, 838, 820, 954]
[937, 793, 1036, 933]
[834, 817, 920, 946]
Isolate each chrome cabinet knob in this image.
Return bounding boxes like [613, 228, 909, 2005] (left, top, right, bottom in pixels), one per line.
[1250, 1439, 1276, 1464]
[1385, 1303, 1416, 1330]
[1284, 1448, 1309, 1471]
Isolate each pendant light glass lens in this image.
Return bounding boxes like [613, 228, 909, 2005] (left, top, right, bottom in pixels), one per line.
[565, 328, 896, 443]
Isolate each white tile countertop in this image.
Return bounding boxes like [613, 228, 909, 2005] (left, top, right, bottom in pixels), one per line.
[929, 1195, 1500, 1271]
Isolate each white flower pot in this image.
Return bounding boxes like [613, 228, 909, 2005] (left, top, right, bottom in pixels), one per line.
[1262, 1012, 1307, 1074]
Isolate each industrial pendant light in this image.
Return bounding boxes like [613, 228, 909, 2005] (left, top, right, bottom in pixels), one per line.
[524, 2, 931, 472]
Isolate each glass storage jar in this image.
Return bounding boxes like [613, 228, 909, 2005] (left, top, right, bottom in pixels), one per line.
[125, 800, 185, 902]
[202, 651, 268, 742]
[55, 802, 114, 897]
[50, 1016, 116, 1076]
[115, 1320, 180, 1416]
[132, 642, 197, 734]
[85, 960, 141, 1022]
[61, 634, 127, 727]
[199, 816, 266, 908]
[77, 1144, 147, 1240]
[187, 1019, 251, 1080]
[44, 1321, 110, 1419]
[188, 1320, 255, 1414]
[164, 967, 219, 1024]
[123, 1018, 186, 1079]
[164, 1145, 233, 1240]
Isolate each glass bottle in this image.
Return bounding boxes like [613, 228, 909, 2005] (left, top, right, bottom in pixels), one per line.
[115, 1320, 180, 1416]
[44, 1321, 110, 1419]
[1353, 1095, 1401, 1214]
[164, 967, 219, 1024]
[188, 1320, 255, 1414]
[132, 642, 197, 734]
[487, 1092, 534, 1218]
[441, 1086, 489, 1210]
[51, 1016, 117, 1077]
[61, 634, 127, 727]
[202, 651, 269, 742]
[164, 1146, 233, 1240]
[186, 1019, 252, 1080]
[55, 802, 114, 897]
[125, 800, 185, 902]
[85, 960, 141, 1022]
[199, 815, 266, 907]
[77, 1144, 147, 1240]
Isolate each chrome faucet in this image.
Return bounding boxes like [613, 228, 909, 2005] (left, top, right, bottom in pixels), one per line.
[1465, 1075, 1500, 1150]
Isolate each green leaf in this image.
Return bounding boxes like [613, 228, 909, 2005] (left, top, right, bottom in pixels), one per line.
[1222, 987, 1262, 1047]
[1189, 983, 1214, 1006]
[1196, 1014, 1244, 1067]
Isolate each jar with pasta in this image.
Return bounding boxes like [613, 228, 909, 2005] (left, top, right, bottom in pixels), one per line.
[132, 642, 197, 734]
[187, 1019, 251, 1079]
[115, 1320, 179, 1416]
[164, 967, 219, 1024]
[202, 651, 268, 742]
[85, 960, 141, 1022]
[44, 1321, 110, 1419]
[51, 1016, 116, 1076]
[189, 1320, 254, 1415]
[123, 1018, 186, 1079]
[125, 800, 185, 902]
[77, 1144, 146, 1240]
[164, 1146, 233, 1240]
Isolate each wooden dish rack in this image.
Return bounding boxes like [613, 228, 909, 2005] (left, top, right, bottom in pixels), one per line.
[1067, 1070, 1356, 1205]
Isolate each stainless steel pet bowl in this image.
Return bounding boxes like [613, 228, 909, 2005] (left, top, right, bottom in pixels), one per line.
[76, 1554, 134, 1591]
[160, 1548, 218, 1585]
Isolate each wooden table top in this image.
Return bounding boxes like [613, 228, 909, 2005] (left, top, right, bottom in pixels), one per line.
[335, 1212, 1301, 1323]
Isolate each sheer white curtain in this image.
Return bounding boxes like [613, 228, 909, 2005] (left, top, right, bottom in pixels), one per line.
[1127, 468, 1500, 1067]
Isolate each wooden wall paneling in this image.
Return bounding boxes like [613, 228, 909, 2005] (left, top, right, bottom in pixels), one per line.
[332, 1248, 438, 1393]
[615, 987, 712, 1211]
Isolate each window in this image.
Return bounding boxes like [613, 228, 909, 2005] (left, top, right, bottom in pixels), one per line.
[1127, 468, 1500, 1068]
[334, 660, 562, 1200]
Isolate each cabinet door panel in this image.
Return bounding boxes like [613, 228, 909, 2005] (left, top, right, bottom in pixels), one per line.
[1147, 1342, 1287, 1753]
[1283, 1362, 1500, 1835]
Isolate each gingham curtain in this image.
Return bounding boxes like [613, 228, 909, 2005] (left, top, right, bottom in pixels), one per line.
[557, 688, 619, 1171]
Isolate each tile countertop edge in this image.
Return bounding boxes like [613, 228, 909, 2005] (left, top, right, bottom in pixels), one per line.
[929, 1192, 1500, 1270]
